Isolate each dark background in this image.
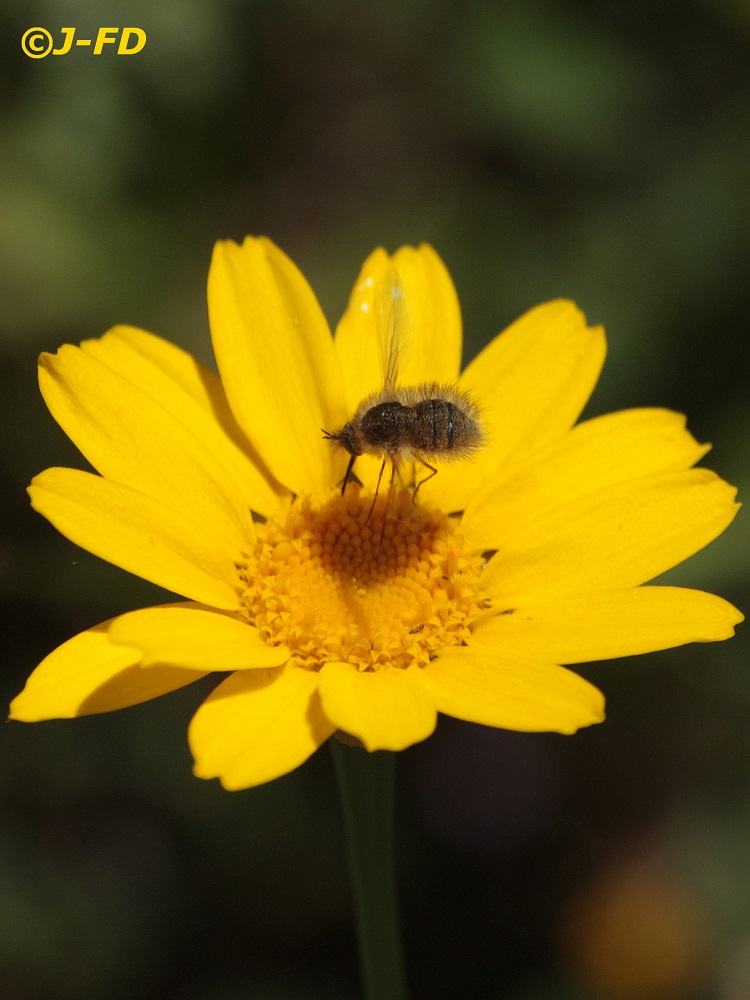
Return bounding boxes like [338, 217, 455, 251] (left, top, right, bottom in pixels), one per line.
[1, 2, 749, 998]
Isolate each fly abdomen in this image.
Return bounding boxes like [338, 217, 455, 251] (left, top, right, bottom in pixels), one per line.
[411, 398, 465, 451]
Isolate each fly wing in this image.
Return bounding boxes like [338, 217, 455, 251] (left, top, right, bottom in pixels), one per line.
[375, 269, 414, 390]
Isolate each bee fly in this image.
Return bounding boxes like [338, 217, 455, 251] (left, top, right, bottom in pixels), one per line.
[324, 269, 484, 511]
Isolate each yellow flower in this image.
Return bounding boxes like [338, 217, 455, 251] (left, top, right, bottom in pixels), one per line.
[10, 238, 742, 789]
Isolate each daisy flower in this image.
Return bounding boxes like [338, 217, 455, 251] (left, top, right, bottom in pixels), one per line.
[10, 238, 742, 790]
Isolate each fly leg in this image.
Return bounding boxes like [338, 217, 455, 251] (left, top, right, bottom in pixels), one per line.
[366, 459, 388, 522]
[412, 460, 437, 504]
[377, 459, 401, 542]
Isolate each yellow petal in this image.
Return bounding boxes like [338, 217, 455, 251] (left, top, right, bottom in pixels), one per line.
[419, 647, 605, 733]
[189, 665, 335, 789]
[317, 662, 437, 751]
[9, 617, 205, 720]
[29, 468, 241, 610]
[472, 587, 743, 664]
[392, 244, 462, 384]
[334, 244, 462, 413]
[463, 408, 710, 551]
[424, 300, 605, 511]
[482, 469, 740, 601]
[39, 345, 254, 552]
[333, 247, 390, 412]
[108, 604, 289, 670]
[81, 325, 289, 518]
[208, 237, 346, 496]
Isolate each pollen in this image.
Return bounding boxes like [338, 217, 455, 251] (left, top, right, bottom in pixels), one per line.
[239, 488, 485, 671]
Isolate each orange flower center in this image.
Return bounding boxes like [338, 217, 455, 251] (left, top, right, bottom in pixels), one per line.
[239, 487, 485, 671]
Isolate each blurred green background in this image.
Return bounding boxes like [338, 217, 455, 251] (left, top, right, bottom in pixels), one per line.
[1, 1, 749, 998]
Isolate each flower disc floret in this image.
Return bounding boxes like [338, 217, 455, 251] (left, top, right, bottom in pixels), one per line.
[240, 488, 485, 672]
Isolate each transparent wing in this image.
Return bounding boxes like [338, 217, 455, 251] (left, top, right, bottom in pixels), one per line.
[375, 269, 414, 389]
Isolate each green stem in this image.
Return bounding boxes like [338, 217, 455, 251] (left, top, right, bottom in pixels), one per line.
[330, 738, 410, 1000]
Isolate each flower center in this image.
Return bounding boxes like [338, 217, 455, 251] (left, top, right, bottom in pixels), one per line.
[239, 488, 485, 671]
